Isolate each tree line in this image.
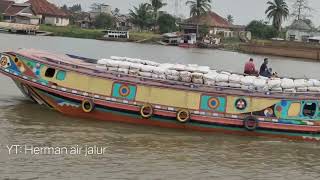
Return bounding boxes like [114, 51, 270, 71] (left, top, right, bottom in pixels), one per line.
[129, 0, 212, 33]
[57, 0, 314, 39]
[247, 0, 314, 39]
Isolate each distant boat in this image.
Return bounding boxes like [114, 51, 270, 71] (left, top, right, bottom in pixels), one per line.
[179, 33, 197, 48]
[1, 49, 320, 141]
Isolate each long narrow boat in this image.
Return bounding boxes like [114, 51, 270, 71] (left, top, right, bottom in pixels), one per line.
[1, 49, 320, 141]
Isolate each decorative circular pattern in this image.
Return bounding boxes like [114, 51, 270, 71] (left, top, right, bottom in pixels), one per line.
[0, 56, 9, 67]
[235, 98, 247, 110]
[119, 85, 130, 97]
[264, 108, 274, 117]
[207, 97, 220, 109]
[281, 100, 288, 107]
[276, 106, 282, 112]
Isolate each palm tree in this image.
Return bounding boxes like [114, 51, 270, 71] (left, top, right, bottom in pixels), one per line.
[129, 3, 153, 31]
[265, 0, 289, 31]
[227, 15, 234, 24]
[186, 0, 212, 17]
[149, 0, 167, 31]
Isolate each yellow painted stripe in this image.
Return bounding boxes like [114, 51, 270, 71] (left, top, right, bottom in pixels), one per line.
[136, 85, 200, 109]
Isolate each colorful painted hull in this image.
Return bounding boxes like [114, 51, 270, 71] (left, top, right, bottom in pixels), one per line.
[1, 49, 320, 141]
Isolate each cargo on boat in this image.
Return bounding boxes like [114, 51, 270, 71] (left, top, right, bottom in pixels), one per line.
[1, 49, 320, 141]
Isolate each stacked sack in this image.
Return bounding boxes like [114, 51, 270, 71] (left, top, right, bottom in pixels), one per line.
[228, 74, 243, 88]
[98, 56, 320, 94]
[240, 75, 256, 90]
[267, 78, 282, 92]
[215, 71, 230, 87]
[203, 71, 218, 86]
[254, 77, 268, 91]
[280, 78, 295, 93]
[294, 79, 308, 92]
[307, 79, 320, 92]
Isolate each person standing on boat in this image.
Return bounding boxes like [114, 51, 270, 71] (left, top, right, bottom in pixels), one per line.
[244, 58, 258, 75]
[259, 58, 272, 77]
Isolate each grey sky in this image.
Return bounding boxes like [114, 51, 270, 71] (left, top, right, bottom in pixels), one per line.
[18, 0, 320, 26]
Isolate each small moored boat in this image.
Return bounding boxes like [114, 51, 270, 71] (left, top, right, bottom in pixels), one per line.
[1, 49, 320, 141]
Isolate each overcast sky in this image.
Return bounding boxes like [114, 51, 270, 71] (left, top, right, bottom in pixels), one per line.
[17, 0, 320, 26]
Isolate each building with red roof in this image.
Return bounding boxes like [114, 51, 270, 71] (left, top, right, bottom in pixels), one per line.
[0, 0, 40, 25]
[27, 0, 69, 26]
[0, 0, 13, 13]
[180, 11, 246, 38]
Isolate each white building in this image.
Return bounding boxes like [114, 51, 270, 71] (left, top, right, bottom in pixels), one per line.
[90, 4, 112, 19]
[27, 0, 69, 26]
[286, 19, 320, 42]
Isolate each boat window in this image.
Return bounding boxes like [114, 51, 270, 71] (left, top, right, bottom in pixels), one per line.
[56, 70, 66, 81]
[302, 102, 317, 117]
[45, 68, 56, 78]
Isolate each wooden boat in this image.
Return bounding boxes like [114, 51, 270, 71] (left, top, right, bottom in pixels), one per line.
[1, 49, 320, 141]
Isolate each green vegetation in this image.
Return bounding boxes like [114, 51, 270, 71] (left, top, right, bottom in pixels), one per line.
[246, 20, 278, 39]
[221, 37, 242, 51]
[186, 0, 212, 17]
[150, 0, 167, 30]
[158, 13, 178, 33]
[39, 25, 161, 42]
[227, 15, 234, 24]
[265, 0, 289, 31]
[93, 13, 115, 29]
[129, 31, 161, 42]
[129, 3, 153, 31]
[39, 25, 104, 39]
[198, 24, 210, 37]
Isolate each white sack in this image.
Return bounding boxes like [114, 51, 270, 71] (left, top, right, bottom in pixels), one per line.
[281, 78, 295, 89]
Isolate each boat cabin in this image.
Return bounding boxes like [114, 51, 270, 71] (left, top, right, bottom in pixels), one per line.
[179, 33, 197, 48]
[103, 30, 129, 39]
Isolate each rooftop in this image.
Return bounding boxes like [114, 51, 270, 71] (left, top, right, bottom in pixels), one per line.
[183, 11, 232, 28]
[288, 19, 312, 31]
[4, 3, 29, 16]
[27, 0, 68, 17]
[0, 0, 14, 13]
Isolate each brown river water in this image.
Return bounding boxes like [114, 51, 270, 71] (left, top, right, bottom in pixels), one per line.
[0, 34, 320, 179]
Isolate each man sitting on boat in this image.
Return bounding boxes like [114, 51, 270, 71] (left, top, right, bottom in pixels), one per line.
[244, 58, 258, 75]
[259, 58, 272, 77]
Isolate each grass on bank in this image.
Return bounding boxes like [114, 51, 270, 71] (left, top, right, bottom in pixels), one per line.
[129, 31, 161, 42]
[39, 25, 104, 39]
[39, 25, 162, 42]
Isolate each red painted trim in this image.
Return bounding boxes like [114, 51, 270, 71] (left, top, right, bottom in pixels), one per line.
[33, 94, 320, 142]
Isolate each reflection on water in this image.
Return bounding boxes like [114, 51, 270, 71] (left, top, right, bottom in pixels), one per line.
[0, 34, 320, 179]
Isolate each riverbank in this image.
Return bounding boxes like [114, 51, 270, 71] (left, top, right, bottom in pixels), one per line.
[39, 25, 162, 42]
[39, 25, 104, 39]
[38, 25, 320, 61]
[239, 40, 320, 61]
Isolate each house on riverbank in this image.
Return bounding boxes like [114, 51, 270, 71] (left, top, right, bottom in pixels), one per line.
[180, 11, 247, 38]
[286, 19, 320, 42]
[0, 1, 40, 25]
[27, 0, 69, 26]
